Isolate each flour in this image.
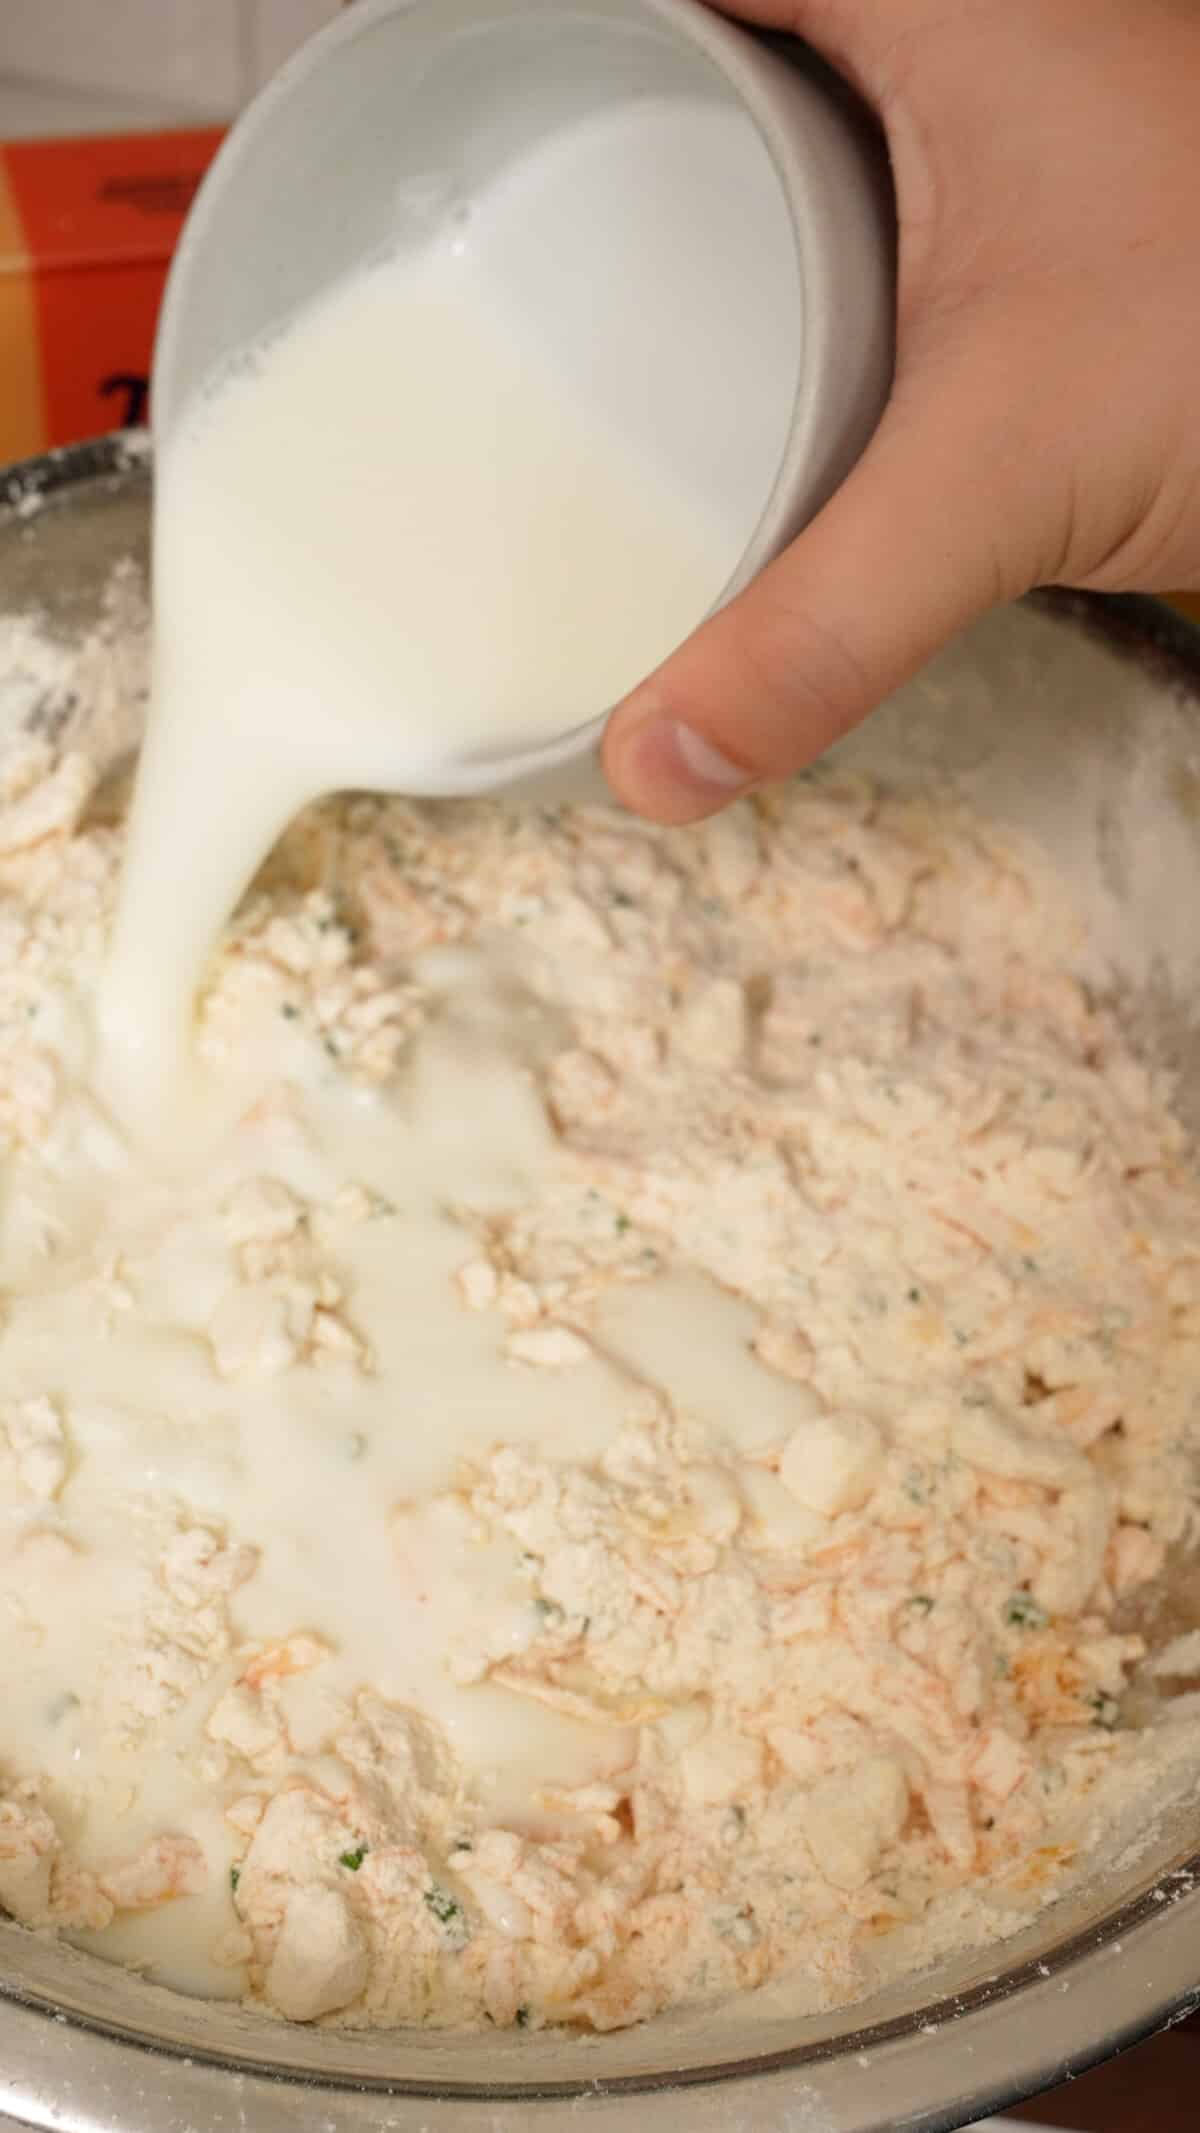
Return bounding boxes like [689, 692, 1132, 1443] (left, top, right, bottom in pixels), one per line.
[2, 582, 1200, 2039]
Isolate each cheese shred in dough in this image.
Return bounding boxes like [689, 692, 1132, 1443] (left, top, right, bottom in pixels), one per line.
[1, 610, 1200, 2032]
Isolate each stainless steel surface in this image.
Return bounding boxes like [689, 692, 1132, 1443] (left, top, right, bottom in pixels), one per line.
[2, 437, 1200, 2131]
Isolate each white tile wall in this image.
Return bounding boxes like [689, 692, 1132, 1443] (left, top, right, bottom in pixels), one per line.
[3, 0, 241, 115]
[249, 0, 343, 86]
[0, 0, 342, 138]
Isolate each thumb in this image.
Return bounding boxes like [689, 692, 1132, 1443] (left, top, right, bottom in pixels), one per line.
[602, 337, 1049, 824]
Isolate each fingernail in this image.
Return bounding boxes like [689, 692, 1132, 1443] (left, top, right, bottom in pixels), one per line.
[673, 723, 750, 791]
[620, 716, 751, 822]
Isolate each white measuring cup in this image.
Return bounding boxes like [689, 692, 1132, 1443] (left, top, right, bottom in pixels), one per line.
[153, 0, 895, 795]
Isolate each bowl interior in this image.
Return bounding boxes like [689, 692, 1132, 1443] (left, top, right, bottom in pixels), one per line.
[2, 444, 1200, 2132]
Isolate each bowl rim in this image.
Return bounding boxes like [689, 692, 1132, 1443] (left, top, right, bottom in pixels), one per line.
[2, 433, 1200, 2133]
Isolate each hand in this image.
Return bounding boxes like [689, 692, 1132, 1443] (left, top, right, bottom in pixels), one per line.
[603, 0, 1200, 824]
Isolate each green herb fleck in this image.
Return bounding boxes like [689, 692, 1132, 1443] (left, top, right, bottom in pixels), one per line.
[610, 890, 636, 909]
[907, 1287, 922, 1304]
[424, 1885, 465, 1931]
[615, 1213, 631, 1235]
[339, 1846, 368, 1872]
[515, 2005, 532, 2029]
[908, 1594, 935, 1616]
[280, 1002, 300, 1021]
[1089, 1691, 1121, 1732]
[1004, 1592, 1048, 1631]
[1021, 1255, 1040, 1275]
[230, 1866, 241, 1893]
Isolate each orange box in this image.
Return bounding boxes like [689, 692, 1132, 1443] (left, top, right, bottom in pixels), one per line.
[0, 126, 224, 469]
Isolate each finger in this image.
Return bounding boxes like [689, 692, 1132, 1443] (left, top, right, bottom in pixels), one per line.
[700, 0, 897, 90]
[704, 0, 865, 41]
[602, 335, 1055, 825]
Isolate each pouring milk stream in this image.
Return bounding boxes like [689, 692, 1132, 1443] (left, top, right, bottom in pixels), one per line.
[100, 93, 803, 1103]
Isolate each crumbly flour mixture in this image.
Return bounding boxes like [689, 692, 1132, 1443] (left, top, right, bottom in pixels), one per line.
[2, 591, 1200, 2034]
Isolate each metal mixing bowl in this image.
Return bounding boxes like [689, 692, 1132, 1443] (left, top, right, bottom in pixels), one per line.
[2, 438, 1200, 2133]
